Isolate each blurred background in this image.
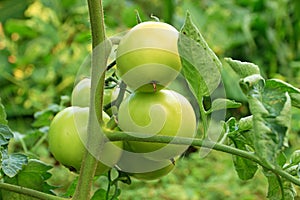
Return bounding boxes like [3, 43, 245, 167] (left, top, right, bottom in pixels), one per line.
[0, 0, 300, 199]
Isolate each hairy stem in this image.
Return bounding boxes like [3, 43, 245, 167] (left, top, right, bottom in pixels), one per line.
[0, 183, 67, 200]
[73, 0, 107, 199]
[105, 131, 300, 186]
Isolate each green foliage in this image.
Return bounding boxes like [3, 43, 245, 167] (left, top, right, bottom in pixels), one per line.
[1, 0, 300, 200]
[178, 12, 222, 98]
[3, 159, 55, 194]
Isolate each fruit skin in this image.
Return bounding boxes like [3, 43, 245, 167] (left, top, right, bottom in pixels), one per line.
[130, 158, 175, 181]
[71, 78, 91, 107]
[117, 142, 176, 181]
[48, 106, 122, 175]
[116, 21, 182, 92]
[118, 89, 196, 160]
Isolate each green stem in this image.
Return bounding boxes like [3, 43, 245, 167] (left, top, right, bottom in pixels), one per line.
[199, 97, 208, 138]
[0, 183, 67, 200]
[105, 131, 300, 186]
[73, 0, 107, 199]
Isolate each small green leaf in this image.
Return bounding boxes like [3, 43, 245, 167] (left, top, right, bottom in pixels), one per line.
[224, 57, 260, 78]
[178, 11, 222, 100]
[238, 115, 253, 131]
[0, 98, 8, 125]
[0, 125, 14, 146]
[91, 189, 107, 200]
[207, 98, 241, 114]
[1, 150, 28, 178]
[32, 104, 61, 127]
[4, 159, 55, 194]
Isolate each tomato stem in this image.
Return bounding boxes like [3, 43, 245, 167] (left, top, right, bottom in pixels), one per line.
[73, 0, 107, 199]
[105, 131, 300, 187]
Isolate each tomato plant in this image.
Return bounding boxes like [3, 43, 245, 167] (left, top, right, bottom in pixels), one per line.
[116, 21, 182, 92]
[0, 1, 300, 200]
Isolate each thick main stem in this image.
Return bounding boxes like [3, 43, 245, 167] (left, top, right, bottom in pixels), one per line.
[73, 0, 107, 199]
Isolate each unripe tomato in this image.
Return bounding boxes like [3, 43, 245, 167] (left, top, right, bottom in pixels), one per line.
[48, 106, 122, 175]
[130, 159, 175, 181]
[71, 78, 91, 107]
[116, 21, 182, 92]
[71, 78, 126, 116]
[118, 89, 196, 160]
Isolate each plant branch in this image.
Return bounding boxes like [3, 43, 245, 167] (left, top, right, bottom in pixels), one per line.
[0, 183, 67, 200]
[105, 131, 300, 186]
[73, 0, 107, 199]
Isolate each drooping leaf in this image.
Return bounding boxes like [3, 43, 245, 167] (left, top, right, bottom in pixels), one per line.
[226, 117, 258, 180]
[224, 57, 260, 78]
[264, 170, 296, 200]
[0, 98, 8, 125]
[207, 98, 241, 114]
[4, 159, 55, 194]
[240, 74, 292, 165]
[1, 150, 28, 178]
[178, 11, 222, 101]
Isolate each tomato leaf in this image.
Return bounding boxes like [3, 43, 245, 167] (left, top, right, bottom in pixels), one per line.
[226, 117, 258, 180]
[3, 159, 56, 194]
[0, 125, 14, 146]
[178, 11, 222, 100]
[1, 150, 28, 178]
[206, 98, 241, 114]
[224, 57, 260, 78]
[91, 189, 107, 200]
[32, 104, 62, 127]
[266, 79, 300, 109]
[240, 74, 291, 165]
[264, 170, 296, 200]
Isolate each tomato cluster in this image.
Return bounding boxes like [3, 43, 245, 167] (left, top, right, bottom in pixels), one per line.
[48, 21, 196, 181]
[48, 78, 123, 175]
[116, 21, 197, 180]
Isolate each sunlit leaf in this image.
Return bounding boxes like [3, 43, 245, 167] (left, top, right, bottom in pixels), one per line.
[1, 150, 28, 178]
[178, 11, 222, 101]
[224, 57, 260, 78]
[4, 159, 55, 194]
[207, 98, 241, 114]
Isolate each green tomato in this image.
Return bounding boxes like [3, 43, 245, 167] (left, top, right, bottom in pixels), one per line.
[118, 142, 176, 180]
[48, 106, 122, 175]
[71, 78, 91, 107]
[116, 21, 182, 92]
[130, 159, 175, 181]
[71, 78, 116, 113]
[118, 89, 196, 160]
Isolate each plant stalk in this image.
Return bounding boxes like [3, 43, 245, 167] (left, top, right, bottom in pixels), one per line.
[0, 183, 67, 200]
[105, 131, 300, 186]
[73, 0, 107, 199]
